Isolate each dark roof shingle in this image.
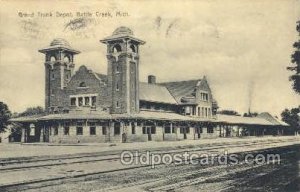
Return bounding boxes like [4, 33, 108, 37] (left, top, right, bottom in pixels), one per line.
[159, 80, 201, 104]
[139, 82, 177, 104]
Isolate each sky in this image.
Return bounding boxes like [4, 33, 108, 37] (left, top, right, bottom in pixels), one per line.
[0, 0, 299, 116]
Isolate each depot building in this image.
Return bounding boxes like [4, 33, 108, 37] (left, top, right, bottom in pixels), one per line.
[10, 26, 289, 143]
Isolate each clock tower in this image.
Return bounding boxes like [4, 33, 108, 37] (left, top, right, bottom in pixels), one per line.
[100, 27, 145, 114]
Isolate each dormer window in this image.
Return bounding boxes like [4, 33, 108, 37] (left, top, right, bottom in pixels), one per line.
[79, 82, 86, 87]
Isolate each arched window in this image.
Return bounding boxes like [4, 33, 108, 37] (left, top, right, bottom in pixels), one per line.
[79, 82, 86, 87]
[112, 44, 122, 53]
[50, 56, 56, 62]
[129, 44, 136, 53]
[116, 82, 119, 90]
[63, 56, 70, 63]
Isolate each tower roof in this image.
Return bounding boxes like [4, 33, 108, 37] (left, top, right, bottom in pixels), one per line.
[100, 26, 145, 45]
[112, 26, 134, 36]
[50, 38, 71, 48]
[39, 38, 80, 54]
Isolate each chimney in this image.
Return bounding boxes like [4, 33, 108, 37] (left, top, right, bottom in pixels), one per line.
[148, 75, 156, 84]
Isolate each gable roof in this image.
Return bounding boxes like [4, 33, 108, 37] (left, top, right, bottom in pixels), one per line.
[139, 82, 177, 104]
[159, 80, 201, 104]
[94, 73, 107, 83]
[257, 112, 289, 126]
[70, 67, 204, 105]
[217, 114, 273, 126]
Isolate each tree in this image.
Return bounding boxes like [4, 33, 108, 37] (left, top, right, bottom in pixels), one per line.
[18, 106, 45, 117]
[243, 112, 258, 117]
[287, 21, 300, 94]
[0, 101, 12, 133]
[218, 110, 241, 116]
[281, 106, 300, 134]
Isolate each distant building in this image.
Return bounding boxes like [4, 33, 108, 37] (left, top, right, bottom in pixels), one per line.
[10, 27, 289, 143]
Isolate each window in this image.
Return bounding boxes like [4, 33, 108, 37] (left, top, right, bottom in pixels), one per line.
[64, 126, 69, 135]
[207, 127, 214, 133]
[142, 127, 147, 134]
[92, 96, 96, 106]
[113, 44, 122, 53]
[85, 97, 90, 106]
[114, 123, 120, 135]
[71, 98, 76, 106]
[30, 124, 35, 136]
[78, 97, 83, 106]
[180, 127, 189, 134]
[79, 82, 86, 87]
[201, 93, 209, 101]
[186, 127, 190, 133]
[76, 127, 83, 135]
[76, 122, 83, 135]
[185, 106, 191, 115]
[208, 108, 211, 117]
[116, 101, 120, 108]
[116, 82, 119, 91]
[202, 107, 205, 117]
[205, 108, 208, 117]
[192, 107, 196, 115]
[102, 126, 107, 135]
[53, 126, 58, 135]
[198, 107, 200, 116]
[51, 73, 55, 80]
[172, 127, 175, 134]
[90, 126, 96, 135]
[131, 122, 136, 134]
[63, 56, 70, 63]
[146, 104, 151, 110]
[164, 126, 171, 134]
[116, 65, 120, 73]
[130, 44, 136, 53]
[50, 56, 56, 62]
[151, 126, 156, 134]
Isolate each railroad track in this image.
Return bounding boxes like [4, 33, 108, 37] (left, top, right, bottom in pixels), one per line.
[0, 138, 299, 192]
[100, 146, 296, 192]
[0, 137, 293, 166]
[0, 138, 296, 172]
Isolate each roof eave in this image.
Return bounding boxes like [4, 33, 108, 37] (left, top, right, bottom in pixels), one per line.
[38, 47, 81, 54]
[100, 35, 146, 45]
